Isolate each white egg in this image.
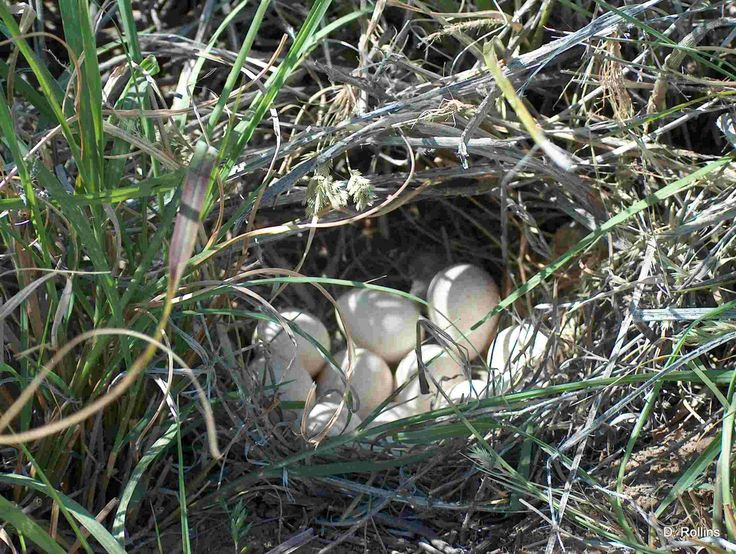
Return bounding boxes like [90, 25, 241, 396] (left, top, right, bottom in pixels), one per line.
[336, 289, 421, 363]
[247, 356, 314, 405]
[486, 323, 548, 391]
[439, 379, 492, 407]
[427, 264, 501, 359]
[394, 344, 467, 412]
[302, 393, 361, 438]
[316, 348, 394, 418]
[253, 309, 330, 377]
[366, 403, 415, 428]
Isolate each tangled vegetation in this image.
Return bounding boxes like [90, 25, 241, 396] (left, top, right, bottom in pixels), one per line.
[0, 0, 735, 551]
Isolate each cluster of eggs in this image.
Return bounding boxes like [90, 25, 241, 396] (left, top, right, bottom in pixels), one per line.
[249, 263, 548, 439]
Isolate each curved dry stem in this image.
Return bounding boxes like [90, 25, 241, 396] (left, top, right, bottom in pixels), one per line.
[0, 326, 222, 459]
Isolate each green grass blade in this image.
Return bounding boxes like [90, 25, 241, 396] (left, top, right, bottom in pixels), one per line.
[612, 383, 661, 543]
[206, 0, 271, 134]
[0, 494, 66, 554]
[0, 474, 125, 554]
[720, 377, 736, 538]
[176, 417, 192, 554]
[220, 0, 333, 169]
[56, 0, 104, 192]
[0, 60, 54, 121]
[655, 433, 721, 518]
[103, 56, 160, 189]
[16, 444, 93, 553]
[472, 157, 732, 330]
[0, 6, 66, 105]
[0, 83, 54, 269]
[115, 0, 142, 62]
[167, 0, 251, 130]
[113, 422, 178, 542]
[113, 1, 161, 183]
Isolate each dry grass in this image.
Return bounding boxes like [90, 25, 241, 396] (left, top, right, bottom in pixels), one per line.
[1, 0, 736, 552]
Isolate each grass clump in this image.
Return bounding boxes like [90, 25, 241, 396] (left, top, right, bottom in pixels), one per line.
[0, 0, 735, 552]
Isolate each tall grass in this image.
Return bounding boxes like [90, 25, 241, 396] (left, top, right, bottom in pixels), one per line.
[0, 0, 335, 550]
[0, 0, 735, 552]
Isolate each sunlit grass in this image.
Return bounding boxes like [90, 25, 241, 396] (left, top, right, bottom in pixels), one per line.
[0, 0, 734, 551]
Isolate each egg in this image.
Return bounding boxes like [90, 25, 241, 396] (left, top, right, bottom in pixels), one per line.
[366, 403, 415, 428]
[486, 323, 548, 392]
[336, 289, 421, 363]
[427, 264, 500, 359]
[248, 356, 314, 405]
[253, 309, 330, 377]
[439, 379, 492, 407]
[316, 348, 394, 418]
[302, 393, 361, 438]
[394, 344, 467, 412]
